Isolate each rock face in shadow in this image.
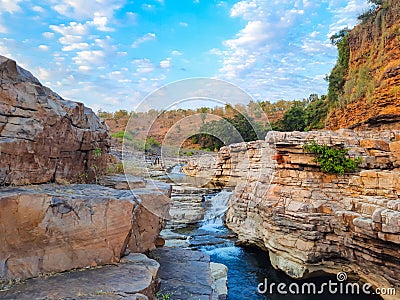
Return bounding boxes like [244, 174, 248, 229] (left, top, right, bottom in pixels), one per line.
[0, 55, 110, 185]
[0, 182, 171, 281]
[215, 130, 400, 300]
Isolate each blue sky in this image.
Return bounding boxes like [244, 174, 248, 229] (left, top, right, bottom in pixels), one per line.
[0, 0, 370, 112]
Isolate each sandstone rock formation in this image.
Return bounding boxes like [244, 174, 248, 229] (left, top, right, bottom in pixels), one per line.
[213, 130, 400, 299]
[152, 248, 216, 300]
[0, 55, 110, 185]
[327, 0, 400, 130]
[0, 182, 170, 281]
[0, 253, 160, 300]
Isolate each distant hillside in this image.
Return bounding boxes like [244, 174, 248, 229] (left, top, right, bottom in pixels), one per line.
[99, 100, 294, 149]
[326, 0, 400, 130]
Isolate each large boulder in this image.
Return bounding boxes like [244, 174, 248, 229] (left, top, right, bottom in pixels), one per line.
[0, 183, 170, 281]
[0, 55, 110, 185]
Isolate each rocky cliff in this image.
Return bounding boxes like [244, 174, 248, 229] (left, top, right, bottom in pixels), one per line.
[0, 55, 110, 185]
[0, 56, 172, 300]
[327, 0, 400, 130]
[214, 131, 400, 299]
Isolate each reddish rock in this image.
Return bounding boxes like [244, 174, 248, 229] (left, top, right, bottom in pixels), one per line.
[209, 130, 400, 298]
[0, 55, 110, 185]
[326, 1, 400, 130]
[0, 182, 171, 281]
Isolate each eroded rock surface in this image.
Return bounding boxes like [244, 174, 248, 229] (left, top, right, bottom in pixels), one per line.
[0, 55, 110, 185]
[0, 254, 159, 300]
[152, 248, 215, 300]
[0, 182, 170, 281]
[213, 130, 400, 299]
[327, 0, 400, 130]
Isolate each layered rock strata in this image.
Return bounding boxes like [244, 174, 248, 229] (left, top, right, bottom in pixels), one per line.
[214, 130, 400, 299]
[327, 0, 400, 129]
[166, 185, 218, 229]
[0, 55, 110, 185]
[0, 182, 170, 281]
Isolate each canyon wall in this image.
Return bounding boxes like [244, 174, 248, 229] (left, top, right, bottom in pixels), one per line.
[0, 55, 110, 185]
[215, 130, 400, 299]
[327, 0, 400, 130]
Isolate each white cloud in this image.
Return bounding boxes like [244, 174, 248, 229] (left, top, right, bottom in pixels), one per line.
[171, 50, 182, 56]
[62, 42, 89, 51]
[212, 0, 367, 101]
[36, 67, 51, 80]
[160, 58, 171, 69]
[73, 50, 106, 70]
[0, 0, 23, 33]
[50, 22, 89, 36]
[179, 22, 188, 27]
[32, 5, 45, 13]
[133, 58, 154, 74]
[225, 20, 272, 48]
[0, 0, 22, 14]
[131, 33, 157, 48]
[51, 0, 124, 20]
[328, 0, 370, 36]
[38, 45, 49, 51]
[91, 13, 114, 32]
[43, 32, 55, 38]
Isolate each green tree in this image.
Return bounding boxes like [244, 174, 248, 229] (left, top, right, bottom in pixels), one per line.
[327, 28, 350, 105]
[193, 113, 267, 150]
[304, 94, 329, 130]
[273, 101, 306, 131]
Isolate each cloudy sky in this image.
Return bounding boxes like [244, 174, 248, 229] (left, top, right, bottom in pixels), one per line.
[0, 0, 370, 112]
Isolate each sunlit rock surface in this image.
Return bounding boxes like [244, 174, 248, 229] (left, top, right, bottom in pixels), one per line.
[213, 130, 400, 300]
[0, 55, 110, 185]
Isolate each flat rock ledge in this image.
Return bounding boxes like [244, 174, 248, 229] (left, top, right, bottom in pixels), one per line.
[0, 253, 159, 300]
[151, 248, 217, 300]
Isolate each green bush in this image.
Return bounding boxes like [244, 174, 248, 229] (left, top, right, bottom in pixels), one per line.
[303, 141, 361, 174]
[185, 151, 194, 156]
[111, 131, 134, 141]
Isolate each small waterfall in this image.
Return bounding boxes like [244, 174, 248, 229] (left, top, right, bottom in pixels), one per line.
[200, 190, 232, 232]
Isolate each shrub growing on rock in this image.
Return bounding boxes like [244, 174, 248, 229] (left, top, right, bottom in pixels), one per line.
[303, 141, 361, 174]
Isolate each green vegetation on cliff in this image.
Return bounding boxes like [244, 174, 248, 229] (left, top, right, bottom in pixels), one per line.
[327, 29, 350, 107]
[303, 141, 362, 174]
